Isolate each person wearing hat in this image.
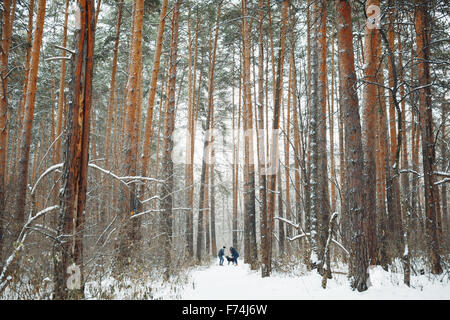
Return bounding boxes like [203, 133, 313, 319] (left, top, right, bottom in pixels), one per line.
[218, 246, 226, 266]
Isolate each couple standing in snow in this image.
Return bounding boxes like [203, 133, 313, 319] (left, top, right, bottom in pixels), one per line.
[218, 246, 239, 266]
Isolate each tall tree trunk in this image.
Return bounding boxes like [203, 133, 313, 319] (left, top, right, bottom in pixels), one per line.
[309, 1, 320, 269]
[160, 0, 181, 279]
[185, 10, 199, 258]
[256, 0, 268, 276]
[397, 18, 412, 284]
[196, 97, 211, 263]
[116, 0, 144, 271]
[362, 0, 380, 266]
[440, 96, 448, 247]
[290, 44, 302, 244]
[409, 28, 420, 239]
[50, 0, 69, 223]
[386, 5, 403, 256]
[0, 0, 16, 259]
[376, 58, 390, 268]
[264, 0, 288, 277]
[13, 0, 33, 186]
[141, 0, 168, 194]
[53, 0, 95, 299]
[196, 2, 221, 263]
[99, 0, 122, 227]
[14, 0, 46, 238]
[317, 0, 330, 274]
[241, 0, 258, 270]
[232, 49, 240, 251]
[414, 0, 442, 275]
[330, 23, 337, 215]
[309, 0, 330, 274]
[1, 0, 16, 177]
[283, 39, 292, 249]
[104, 0, 123, 169]
[277, 166, 285, 256]
[338, 47, 346, 251]
[304, 0, 312, 248]
[210, 115, 217, 257]
[336, 0, 369, 292]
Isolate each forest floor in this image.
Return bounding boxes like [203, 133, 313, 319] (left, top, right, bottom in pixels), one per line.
[3, 257, 449, 299]
[150, 258, 450, 300]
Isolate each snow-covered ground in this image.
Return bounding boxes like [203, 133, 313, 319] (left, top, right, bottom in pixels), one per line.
[3, 258, 447, 299]
[4, 258, 448, 299]
[165, 261, 449, 300]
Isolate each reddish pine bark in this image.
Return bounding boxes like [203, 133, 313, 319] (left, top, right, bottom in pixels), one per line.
[0, 0, 16, 257]
[362, 0, 380, 265]
[54, 0, 95, 299]
[104, 0, 123, 169]
[336, 0, 369, 292]
[14, 0, 46, 237]
[141, 0, 168, 185]
[256, 0, 268, 276]
[414, 0, 442, 275]
[116, 0, 145, 270]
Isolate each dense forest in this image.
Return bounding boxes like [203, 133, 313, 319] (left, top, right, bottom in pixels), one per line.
[0, 0, 448, 299]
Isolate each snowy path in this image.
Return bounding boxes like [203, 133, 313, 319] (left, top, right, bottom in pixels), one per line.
[172, 260, 449, 300]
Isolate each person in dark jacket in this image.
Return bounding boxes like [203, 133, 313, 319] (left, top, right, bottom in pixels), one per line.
[218, 246, 226, 266]
[230, 247, 239, 266]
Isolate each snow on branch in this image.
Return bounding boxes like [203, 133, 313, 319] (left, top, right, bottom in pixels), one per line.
[31, 163, 64, 195]
[0, 205, 59, 294]
[274, 216, 299, 229]
[399, 169, 450, 179]
[54, 44, 75, 55]
[119, 175, 165, 183]
[142, 195, 162, 203]
[45, 56, 71, 62]
[88, 163, 164, 185]
[435, 178, 450, 186]
[400, 169, 421, 176]
[287, 233, 309, 242]
[331, 239, 349, 256]
[28, 206, 60, 226]
[130, 207, 192, 219]
[31, 163, 164, 205]
[433, 171, 450, 178]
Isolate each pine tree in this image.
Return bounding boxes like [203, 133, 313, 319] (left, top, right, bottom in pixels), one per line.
[414, 0, 442, 275]
[54, 0, 95, 299]
[160, 0, 181, 279]
[336, 0, 369, 292]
